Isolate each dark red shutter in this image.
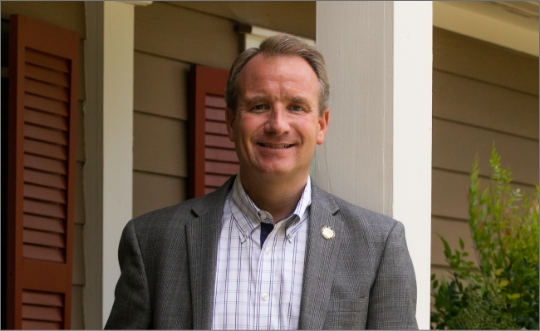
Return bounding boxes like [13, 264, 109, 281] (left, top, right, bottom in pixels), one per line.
[7, 15, 79, 329]
[188, 65, 239, 198]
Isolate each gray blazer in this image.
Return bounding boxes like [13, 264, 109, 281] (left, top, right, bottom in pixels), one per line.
[105, 176, 418, 329]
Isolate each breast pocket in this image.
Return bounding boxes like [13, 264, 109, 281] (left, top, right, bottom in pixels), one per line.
[323, 298, 369, 330]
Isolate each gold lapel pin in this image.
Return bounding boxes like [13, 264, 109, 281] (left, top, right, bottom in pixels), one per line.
[321, 226, 335, 240]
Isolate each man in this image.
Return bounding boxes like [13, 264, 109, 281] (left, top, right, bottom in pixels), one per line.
[105, 34, 417, 330]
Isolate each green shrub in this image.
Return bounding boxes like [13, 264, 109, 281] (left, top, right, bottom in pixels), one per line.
[431, 146, 539, 330]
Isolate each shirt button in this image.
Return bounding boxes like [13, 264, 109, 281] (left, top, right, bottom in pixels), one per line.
[260, 213, 267, 220]
[261, 293, 269, 301]
[265, 247, 271, 255]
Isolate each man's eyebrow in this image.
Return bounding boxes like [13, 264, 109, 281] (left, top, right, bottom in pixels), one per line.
[239, 95, 313, 107]
[288, 96, 311, 105]
[240, 95, 268, 105]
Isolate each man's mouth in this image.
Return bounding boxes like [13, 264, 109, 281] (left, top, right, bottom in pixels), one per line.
[259, 143, 293, 149]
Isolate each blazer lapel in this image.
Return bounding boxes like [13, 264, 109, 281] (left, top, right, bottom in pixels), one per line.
[186, 176, 235, 329]
[298, 184, 342, 329]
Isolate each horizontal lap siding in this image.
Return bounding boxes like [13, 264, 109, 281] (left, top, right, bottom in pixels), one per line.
[432, 119, 538, 184]
[432, 169, 537, 222]
[133, 172, 186, 219]
[431, 28, 539, 272]
[133, 111, 187, 178]
[133, 2, 238, 217]
[134, 2, 238, 70]
[433, 70, 538, 140]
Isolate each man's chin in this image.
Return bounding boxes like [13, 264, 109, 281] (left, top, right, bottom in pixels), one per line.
[250, 166, 308, 181]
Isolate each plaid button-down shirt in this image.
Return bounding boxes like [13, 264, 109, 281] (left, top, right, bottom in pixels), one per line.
[212, 176, 311, 330]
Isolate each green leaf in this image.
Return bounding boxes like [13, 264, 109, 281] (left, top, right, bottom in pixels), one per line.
[506, 293, 521, 300]
[459, 238, 465, 250]
[440, 236, 451, 258]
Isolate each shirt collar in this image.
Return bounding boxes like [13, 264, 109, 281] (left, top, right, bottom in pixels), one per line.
[230, 175, 312, 242]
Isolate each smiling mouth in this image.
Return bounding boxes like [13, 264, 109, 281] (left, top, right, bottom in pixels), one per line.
[259, 143, 293, 149]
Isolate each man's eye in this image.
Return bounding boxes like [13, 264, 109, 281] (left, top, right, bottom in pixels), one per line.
[289, 105, 303, 112]
[252, 104, 267, 111]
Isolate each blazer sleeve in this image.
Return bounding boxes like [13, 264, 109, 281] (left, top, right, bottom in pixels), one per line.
[105, 220, 152, 329]
[366, 221, 418, 330]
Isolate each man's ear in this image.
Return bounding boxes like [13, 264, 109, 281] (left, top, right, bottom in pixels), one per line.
[316, 108, 330, 145]
[225, 107, 235, 142]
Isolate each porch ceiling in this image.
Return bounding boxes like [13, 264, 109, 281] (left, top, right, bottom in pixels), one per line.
[449, 1, 538, 32]
[434, 1, 538, 56]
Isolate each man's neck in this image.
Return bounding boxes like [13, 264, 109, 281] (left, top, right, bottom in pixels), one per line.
[239, 172, 309, 223]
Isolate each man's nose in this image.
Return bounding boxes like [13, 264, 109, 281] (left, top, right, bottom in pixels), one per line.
[265, 106, 290, 134]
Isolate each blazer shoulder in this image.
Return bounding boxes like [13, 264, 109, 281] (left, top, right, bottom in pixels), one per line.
[129, 175, 235, 234]
[130, 197, 197, 231]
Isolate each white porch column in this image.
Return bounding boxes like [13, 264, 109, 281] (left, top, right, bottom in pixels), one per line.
[84, 1, 140, 328]
[316, 2, 432, 328]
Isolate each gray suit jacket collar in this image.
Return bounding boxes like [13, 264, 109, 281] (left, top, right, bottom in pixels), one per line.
[186, 175, 341, 329]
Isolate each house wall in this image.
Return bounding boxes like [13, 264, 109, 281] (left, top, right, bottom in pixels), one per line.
[431, 27, 539, 277]
[1, 1, 87, 329]
[132, 2, 239, 217]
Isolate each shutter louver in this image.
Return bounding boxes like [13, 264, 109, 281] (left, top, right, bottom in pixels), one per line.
[22, 290, 64, 329]
[7, 15, 78, 329]
[188, 65, 239, 198]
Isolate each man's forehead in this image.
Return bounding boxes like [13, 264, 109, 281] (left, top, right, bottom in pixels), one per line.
[242, 54, 313, 75]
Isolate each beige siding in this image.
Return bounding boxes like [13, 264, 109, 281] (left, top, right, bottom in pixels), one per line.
[76, 104, 85, 162]
[134, 52, 190, 120]
[75, 162, 85, 226]
[1, 3, 87, 328]
[431, 28, 539, 276]
[434, 28, 538, 96]
[133, 172, 187, 218]
[134, 2, 239, 70]
[433, 119, 539, 183]
[133, 111, 187, 178]
[133, 2, 239, 217]
[78, 39, 85, 101]
[0, 1, 85, 37]
[72, 224, 85, 285]
[71, 285, 84, 329]
[433, 70, 538, 140]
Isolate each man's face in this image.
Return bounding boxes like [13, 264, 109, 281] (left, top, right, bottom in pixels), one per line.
[226, 54, 329, 182]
